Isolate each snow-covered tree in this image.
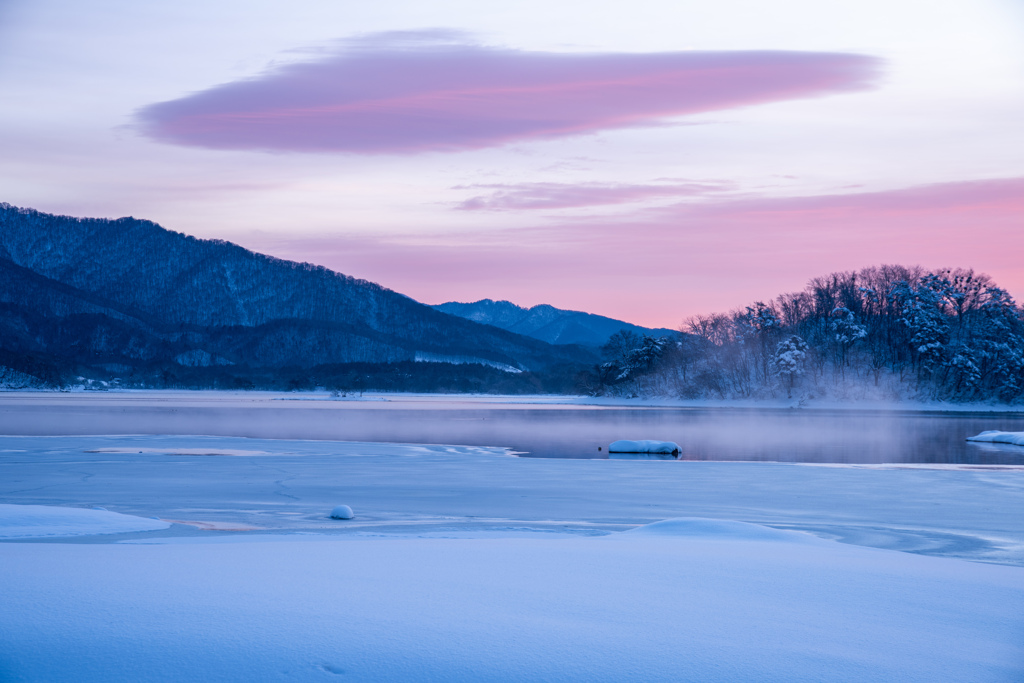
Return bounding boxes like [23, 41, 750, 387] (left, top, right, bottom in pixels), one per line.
[771, 335, 809, 398]
[892, 279, 949, 378]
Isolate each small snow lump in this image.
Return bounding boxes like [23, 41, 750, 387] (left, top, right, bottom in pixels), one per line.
[330, 505, 354, 520]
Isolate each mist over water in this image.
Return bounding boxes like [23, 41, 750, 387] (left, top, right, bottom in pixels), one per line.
[2, 393, 1022, 464]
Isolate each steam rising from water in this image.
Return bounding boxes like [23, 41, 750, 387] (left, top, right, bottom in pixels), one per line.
[1, 394, 1021, 464]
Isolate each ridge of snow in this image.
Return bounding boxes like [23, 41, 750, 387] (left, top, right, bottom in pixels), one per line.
[0, 504, 170, 538]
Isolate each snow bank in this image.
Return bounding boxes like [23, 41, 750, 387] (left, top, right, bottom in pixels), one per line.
[0, 504, 170, 538]
[608, 439, 680, 454]
[1, 529, 1021, 682]
[967, 430, 1024, 446]
[621, 517, 817, 543]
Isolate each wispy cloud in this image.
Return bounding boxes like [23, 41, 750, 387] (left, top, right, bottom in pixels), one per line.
[251, 177, 1024, 326]
[454, 180, 732, 211]
[137, 31, 880, 155]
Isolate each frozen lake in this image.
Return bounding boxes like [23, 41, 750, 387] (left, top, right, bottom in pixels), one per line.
[1, 391, 1023, 463]
[3, 392, 1023, 680]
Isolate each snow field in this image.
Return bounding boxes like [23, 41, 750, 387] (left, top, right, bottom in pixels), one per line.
[2, 519, 1022, 682]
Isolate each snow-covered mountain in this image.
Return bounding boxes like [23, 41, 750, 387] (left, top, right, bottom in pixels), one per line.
[433, 299, 677, 348]
[0, 203, 595, 387]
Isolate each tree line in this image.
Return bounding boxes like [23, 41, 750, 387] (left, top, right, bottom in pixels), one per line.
[585, 265, 1024, 403]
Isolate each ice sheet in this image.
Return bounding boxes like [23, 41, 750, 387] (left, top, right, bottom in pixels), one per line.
[2, 434, 1023, 565]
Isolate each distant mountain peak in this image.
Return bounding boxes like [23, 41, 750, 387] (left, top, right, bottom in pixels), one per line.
[432, 299, 676, 348]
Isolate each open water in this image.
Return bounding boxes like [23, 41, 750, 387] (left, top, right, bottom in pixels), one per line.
[1, 392, 1022, 464]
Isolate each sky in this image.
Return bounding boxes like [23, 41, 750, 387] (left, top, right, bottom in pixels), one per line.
[1, 0, 1022, 328]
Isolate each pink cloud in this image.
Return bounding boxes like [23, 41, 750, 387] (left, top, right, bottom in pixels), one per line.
[454, 180, 732, 211]
[137, 32, 880, 154]
[248, 177, 1024, 328]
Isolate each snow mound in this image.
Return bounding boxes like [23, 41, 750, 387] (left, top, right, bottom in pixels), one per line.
[608, 439, 680, 454]
[0, 504, 171, 538]
[330, 505, 354, 520]
[967, 430, 1024, 446]
[620, 518, 816, 543]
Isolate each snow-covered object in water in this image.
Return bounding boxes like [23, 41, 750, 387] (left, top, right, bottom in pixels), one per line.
[609, 452, 678, 461]
[330, 505, 354, 519]
[608, 440, 680, 455]
[966, 430, 1024, 446]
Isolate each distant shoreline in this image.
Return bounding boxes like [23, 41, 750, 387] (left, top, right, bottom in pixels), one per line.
[1, 389, 1023, 414]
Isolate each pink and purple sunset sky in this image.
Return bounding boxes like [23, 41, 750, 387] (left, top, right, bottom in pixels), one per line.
[1, 0, 1022, 327]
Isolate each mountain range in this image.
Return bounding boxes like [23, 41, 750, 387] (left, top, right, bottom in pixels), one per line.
[0, 203, 597, 390]
[432, 299, 676, 348]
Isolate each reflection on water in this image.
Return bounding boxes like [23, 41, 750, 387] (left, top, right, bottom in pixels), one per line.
[0, 395, 1022, 464]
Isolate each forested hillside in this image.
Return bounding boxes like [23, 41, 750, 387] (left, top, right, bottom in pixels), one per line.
[588, 265, 1024, 403]
[0, 203, 594, 389]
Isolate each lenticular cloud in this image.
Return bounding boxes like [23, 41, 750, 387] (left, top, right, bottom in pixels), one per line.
[137, 36, 879, 154]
